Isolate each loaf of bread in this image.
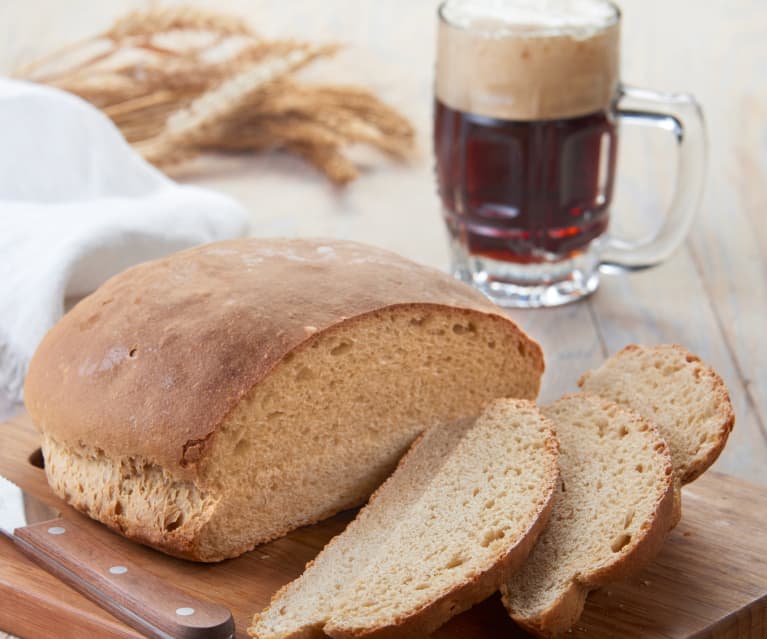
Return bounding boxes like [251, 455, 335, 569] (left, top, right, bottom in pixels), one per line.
[24, 238, 544, 561]
[249, 399, 559, 639]
[501, 394, 675, 638]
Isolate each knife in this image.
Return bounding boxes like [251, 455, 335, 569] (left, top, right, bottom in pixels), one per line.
[0, 474, 234, 639]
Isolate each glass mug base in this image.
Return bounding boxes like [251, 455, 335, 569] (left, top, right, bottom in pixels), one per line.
[448, 234, 602, 308]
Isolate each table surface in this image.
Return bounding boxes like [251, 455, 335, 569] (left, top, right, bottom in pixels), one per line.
[1, 0, 766, 637]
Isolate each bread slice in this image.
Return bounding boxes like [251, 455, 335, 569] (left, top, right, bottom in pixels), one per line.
[25, 238, 544, 561]
[501, 394, 674, 639]
[249, 399, 559, 639]
[578, 344, 734, 485]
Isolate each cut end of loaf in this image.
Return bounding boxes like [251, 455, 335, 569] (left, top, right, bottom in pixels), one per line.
[502, 394, 675, 638]
[578, 344, 734, 484]
[249, 398, 559, 639]
[42, 433, 218, 560]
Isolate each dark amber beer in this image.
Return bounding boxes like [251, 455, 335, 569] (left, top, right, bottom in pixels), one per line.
[434, 100, 617, 263]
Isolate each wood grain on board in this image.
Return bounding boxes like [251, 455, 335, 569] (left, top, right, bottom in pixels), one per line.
[1, 413, 765, 639]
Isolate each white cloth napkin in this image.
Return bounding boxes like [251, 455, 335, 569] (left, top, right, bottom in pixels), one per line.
[0, 79, 250, 404]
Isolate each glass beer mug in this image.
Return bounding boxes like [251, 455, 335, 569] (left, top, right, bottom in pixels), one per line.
[434, 0, 706, 307]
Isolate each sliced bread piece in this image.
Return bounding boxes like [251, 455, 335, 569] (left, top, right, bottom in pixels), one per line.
[249, 399, 559, 639]
[501, 394, 674, 638]
[578, 344, 734, 485]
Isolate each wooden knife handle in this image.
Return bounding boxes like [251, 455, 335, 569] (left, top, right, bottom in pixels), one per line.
[13, 517, 234, 639]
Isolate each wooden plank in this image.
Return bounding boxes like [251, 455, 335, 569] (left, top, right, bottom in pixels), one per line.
[1, 413, 766, 639]
[512, 306, 605, 404]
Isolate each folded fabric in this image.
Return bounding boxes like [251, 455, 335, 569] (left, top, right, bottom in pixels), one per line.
[0, 78, 250, 403]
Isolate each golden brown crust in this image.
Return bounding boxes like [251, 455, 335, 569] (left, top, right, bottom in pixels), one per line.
[25, 238, 541, 482]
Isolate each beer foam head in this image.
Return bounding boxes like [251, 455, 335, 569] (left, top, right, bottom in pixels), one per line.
[436, 0, 620, 120]
[441, 0, 617, 39]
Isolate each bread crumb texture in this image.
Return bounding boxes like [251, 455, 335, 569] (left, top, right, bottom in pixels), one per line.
[578, 344, 734, 484]
[501, 394, 674, 639]
[249, 399, 559, 639]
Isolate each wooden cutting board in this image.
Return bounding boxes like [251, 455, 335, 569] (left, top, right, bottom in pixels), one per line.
[1, 412, 765, 639]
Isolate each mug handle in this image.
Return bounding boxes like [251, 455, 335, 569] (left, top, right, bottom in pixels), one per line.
[600, 85, 707, 270]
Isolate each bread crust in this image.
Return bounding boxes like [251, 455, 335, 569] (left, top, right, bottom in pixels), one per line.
[25, 238, 542, 479]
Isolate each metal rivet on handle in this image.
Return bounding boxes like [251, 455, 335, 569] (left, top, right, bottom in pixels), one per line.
[176, 607, 195, 617]
[109, 565, 128, 575]
[47, 526, 66, 535]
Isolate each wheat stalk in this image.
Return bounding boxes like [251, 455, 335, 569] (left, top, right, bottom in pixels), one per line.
[14, 5, 414, 184]
[141, 45, 337, 165]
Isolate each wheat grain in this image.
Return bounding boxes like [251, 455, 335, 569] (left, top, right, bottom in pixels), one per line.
[143, 45, 336, 164]
[289, 143, 359, 184]
[14, 5, 414, 183]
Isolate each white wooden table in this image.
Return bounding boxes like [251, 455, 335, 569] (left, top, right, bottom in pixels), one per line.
[1, 0, 765, 636]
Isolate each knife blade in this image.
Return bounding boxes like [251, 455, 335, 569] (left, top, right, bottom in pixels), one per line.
[0, 474, 234, 639]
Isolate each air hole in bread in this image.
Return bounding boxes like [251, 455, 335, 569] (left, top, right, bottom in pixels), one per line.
[635, 463, 644, 473]
[444, 554, 466, 569]
[484, 499, 495, 509]
[611, 533, 632, 553]
[114, 500, 124, 516]
[480, 529, 505, 547]
[472, 487, 480, 497]
[330, 341, 353, 356]
[487, 341, 496, 349]
[296, 367, 314, 382]
[234, 438, 250, 456]
[619, 425, 629, 437]
[128, 348, 137, 358]
[623, 510, 634, 528]
[164, 512, 184, 533]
